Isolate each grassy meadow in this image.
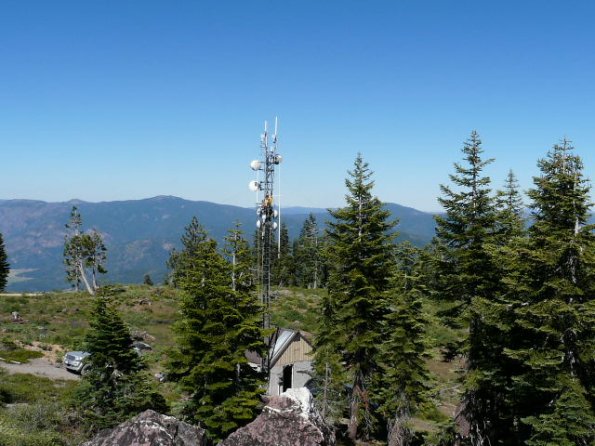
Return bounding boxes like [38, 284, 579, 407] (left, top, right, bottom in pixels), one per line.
[0, 285, 464, 444]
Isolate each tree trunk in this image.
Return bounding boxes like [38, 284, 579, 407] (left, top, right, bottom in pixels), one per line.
[322, 362, 330, 419]
[231, 250, 236, 291]
[388, 415, 411, 446]
[348, 380, 361, 442]
[77, 262, 94, 295]
[92, 267, 98, 291]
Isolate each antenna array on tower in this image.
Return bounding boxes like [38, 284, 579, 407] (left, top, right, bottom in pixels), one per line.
[248, 118, 283, 375]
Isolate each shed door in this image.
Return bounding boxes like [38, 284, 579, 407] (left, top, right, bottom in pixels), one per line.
[282, 364, 293, 392]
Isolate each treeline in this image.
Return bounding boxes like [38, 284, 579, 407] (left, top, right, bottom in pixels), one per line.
[46, 131, 594, 445]
[311, 133, 594, 445]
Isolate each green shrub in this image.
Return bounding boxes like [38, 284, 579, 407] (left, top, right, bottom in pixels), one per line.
[0, 349, 43, 363]
[0, 370, 77, 404]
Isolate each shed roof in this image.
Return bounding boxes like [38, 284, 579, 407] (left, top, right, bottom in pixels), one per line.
[245, 328, 313, 367]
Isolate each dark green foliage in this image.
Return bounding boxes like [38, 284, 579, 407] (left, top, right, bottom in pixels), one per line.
[272, 222, 294, 287]
[75, 287, 166, 431]
[433, 131, 497, 325]
[143, 274, 153, 286]
[167, 218, 266, 442]
[433, 132, 513, 443]
[167, 216, 206, 288]
[85, 290, 144, 375]
[376, 244, 432, 444]
[495, 169, 526, 241]
[498, 140, 595, 445]
[293, 214, 324, 288]
[223, 222, 256, 293]
[315, 154, 396, 441]
[0, 232, 9, 292]
[462, 170, 527, 444]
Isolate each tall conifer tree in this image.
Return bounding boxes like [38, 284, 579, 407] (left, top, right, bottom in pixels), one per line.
[434, 131, 497, 324]
[464, 169, 528, 444]
[272, 222, 293, 286]
[167, 216, 206, 288]
[376, 243, 432, 446]
[167, 218, 266, 442]
[500, 140, 595, 445]
[76, 287, 166, 430]
[315, 154, 396, 441]
[294, 214, 323, 288]
[223, 221, 255, 292]
[0, 233, 9, 292]
[495, 169, 525, 241]
[434, 132, 508, 443]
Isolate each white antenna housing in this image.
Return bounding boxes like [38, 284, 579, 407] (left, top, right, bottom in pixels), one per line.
[248, 180, 260, 192]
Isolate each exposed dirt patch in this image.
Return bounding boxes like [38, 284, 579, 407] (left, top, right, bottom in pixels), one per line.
[0, 356, 80, 381]
[24, 341, 65, 363]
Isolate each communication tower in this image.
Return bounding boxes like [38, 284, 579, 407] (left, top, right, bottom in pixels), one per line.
[248, 118, 282, 374]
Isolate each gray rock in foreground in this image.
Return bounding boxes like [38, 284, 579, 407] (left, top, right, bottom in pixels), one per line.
[221, 388, 335, 446]
[81, 409, 207, 446]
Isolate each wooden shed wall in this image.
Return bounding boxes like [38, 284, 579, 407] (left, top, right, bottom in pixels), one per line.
[275, 336, 313, 367]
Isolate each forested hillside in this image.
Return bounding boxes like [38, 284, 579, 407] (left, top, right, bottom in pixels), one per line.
[0, 197, 436, 291]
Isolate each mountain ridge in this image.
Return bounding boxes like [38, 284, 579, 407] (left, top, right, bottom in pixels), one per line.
[0, 196, 437, 291]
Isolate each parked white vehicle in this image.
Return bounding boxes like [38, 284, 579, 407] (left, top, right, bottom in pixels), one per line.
[63, 351, 91, 374]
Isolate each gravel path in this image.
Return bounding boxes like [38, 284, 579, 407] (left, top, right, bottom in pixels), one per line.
[0, 357, 80, 381]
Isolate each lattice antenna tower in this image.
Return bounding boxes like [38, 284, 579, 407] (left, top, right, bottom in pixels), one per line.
[248, 118, 282, 372]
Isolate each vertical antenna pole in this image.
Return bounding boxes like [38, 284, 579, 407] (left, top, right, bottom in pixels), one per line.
[248, 118, 283, 381]
[274, 117, 281, 257]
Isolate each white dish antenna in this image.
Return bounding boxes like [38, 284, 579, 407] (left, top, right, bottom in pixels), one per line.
[248, 180, 261, 192]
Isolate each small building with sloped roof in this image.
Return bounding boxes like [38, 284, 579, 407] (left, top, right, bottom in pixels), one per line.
[246, 328, 313, 396]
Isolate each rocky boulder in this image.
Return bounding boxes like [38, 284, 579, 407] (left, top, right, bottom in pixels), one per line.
[81, 409, 207, 446]
[221, 387, 335, 446]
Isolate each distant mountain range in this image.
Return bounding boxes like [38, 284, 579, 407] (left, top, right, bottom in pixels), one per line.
[0, 196, 438, 292]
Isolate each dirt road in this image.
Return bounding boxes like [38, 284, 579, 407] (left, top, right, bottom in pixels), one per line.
[0, 357, 80, 381]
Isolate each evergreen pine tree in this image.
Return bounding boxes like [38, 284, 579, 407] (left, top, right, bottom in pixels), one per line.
[500, 140, 595, 445]
[167, 216, 207, 288]
[76, 287, 166, 430]
[314, 289, 349, 424]
[434, 131, 497, 325]
[272, 222, 293, 287]
[167, 218, 266, 442]
[294, 214, 323, 288]
[0, 232, 9, 293]
[433, 132, 509, 443]
[495, 169, 525, 241]
[223, 222, 255, 293]
[315, 154, 396, 441]
[376, 243, 432, 446]
[464, 169, 528, 445]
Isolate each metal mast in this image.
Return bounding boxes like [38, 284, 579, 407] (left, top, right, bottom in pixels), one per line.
[248, 118, 282, 374]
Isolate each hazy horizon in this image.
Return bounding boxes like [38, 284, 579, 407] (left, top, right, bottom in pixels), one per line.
[0, 194, 444, 214]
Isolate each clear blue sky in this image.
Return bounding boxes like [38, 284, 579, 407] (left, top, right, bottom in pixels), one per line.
[1, 1, 594, 212]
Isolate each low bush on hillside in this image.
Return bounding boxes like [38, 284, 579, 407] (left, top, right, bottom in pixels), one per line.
[0, 370, 86, 446]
